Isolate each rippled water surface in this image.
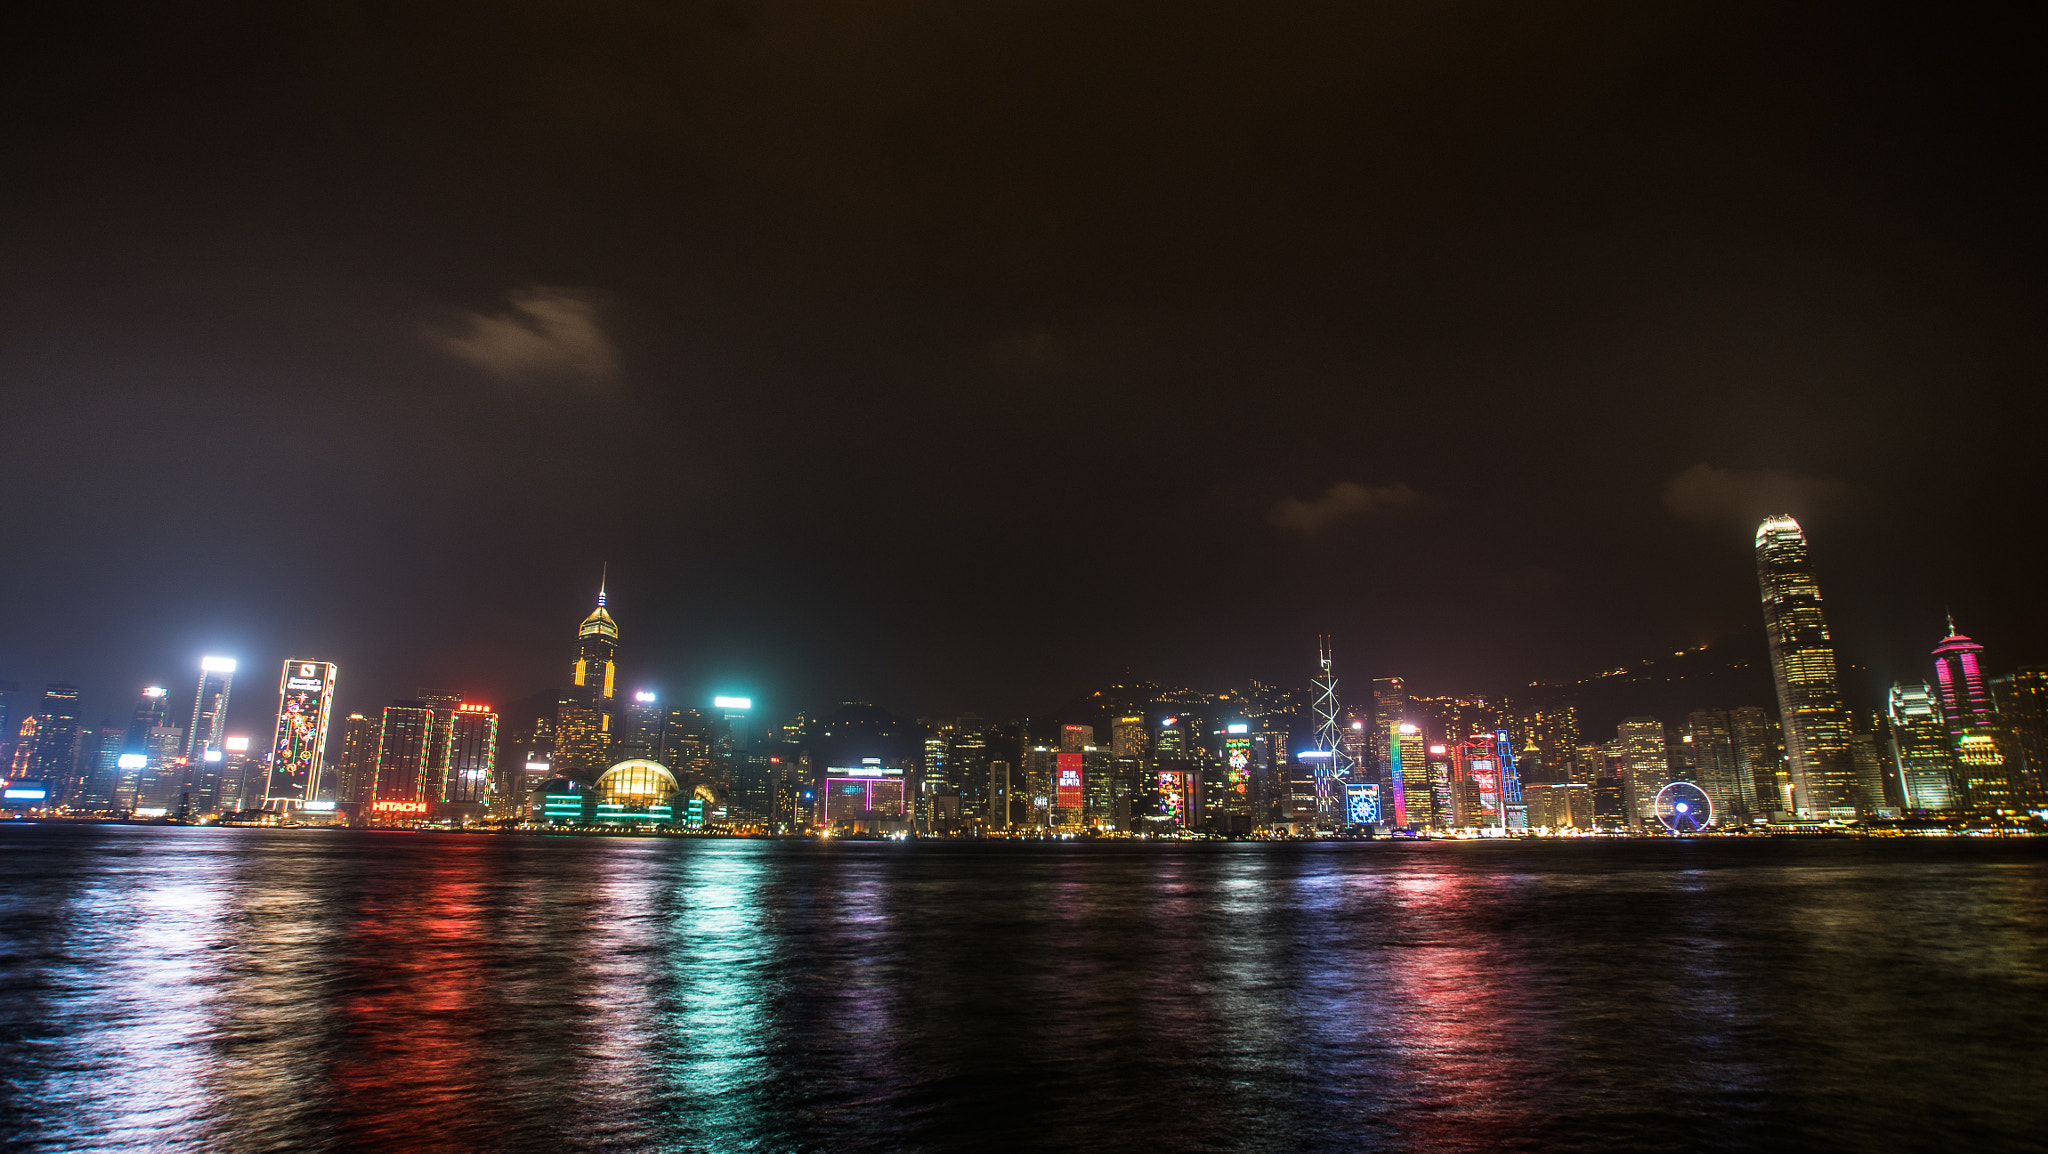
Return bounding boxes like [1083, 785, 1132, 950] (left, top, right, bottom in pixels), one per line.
[1, 827, 2043, 1151]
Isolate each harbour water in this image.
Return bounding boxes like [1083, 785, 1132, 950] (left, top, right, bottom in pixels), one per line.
[1, 826, 2042, 1151]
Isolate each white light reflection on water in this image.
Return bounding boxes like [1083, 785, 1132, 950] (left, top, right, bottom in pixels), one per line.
[6, 830, 226, 1150]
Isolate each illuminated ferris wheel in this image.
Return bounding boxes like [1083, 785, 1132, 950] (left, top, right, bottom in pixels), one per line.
[1655, 781, 1713, 833]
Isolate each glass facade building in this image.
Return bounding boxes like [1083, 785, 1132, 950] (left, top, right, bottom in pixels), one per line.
[1755, 516, 1855, 816]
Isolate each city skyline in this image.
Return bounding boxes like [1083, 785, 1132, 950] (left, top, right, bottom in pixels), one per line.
[5, 515, 2040, 829]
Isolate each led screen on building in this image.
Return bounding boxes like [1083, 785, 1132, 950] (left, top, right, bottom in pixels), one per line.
[1056, 752, 1083, 809]
[1158, 770, 1183, 821]
[267, 660, 336, 806]
[1224, 735, 1251, 797]
[1469, 759, 1501, 820]
[1345, 781, 1381, 825]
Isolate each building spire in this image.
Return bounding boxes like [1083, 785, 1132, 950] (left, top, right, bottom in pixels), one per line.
[1946, 608, 1956, 637]
[598, 563, 608, 608]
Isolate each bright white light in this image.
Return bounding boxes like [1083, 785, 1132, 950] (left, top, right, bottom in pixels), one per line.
[117, 753, 148, 770]
[224, 736, 250, 752]
[862, 757, 881, 764]
[1296, 750, 1333, 759]
[301, 800, 337, 812]
[143, 686, 166, 698]
[635, 691, 657, 702]
[134, 807, 168, 817]
[1400, 723, 1420, 734]
[201, 656, 236, 672]
[1228, 724, 1249, 734]
[525, 761, 551, 771]
[713, 696, 751, 710]
[1675, 802, 1690, 813]
[203, 750, 223, 762]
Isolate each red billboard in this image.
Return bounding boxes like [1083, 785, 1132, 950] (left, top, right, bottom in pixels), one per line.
[1056, 752, 1083, 809]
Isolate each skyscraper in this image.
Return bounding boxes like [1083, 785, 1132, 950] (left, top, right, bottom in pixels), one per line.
[264, 660, 337, 809]
[1886, 682, 1955, 811]
[555, 578, 618, 781]
[1727, 706, 1783, 814]
[1931, 620, 2012, 809]
[1991, 668, 2047, 806]
[1755, 516, 1855, 816]
[1369, 676, 1405, 795]
[439, 703, 499, 817]
[1616, 717, 1669, 823]
[185, 656, 235, 761]
[1110, 715, 1148, 763]
[1685, 710, 1754, 819]
[330, 712, 378, 806]
[373, 701, 437, 806]
[617, 691, 662, 760]
[27, 684, 82, 802]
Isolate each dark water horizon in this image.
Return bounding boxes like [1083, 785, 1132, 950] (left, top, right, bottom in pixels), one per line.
[1, 827, 2042, 1152]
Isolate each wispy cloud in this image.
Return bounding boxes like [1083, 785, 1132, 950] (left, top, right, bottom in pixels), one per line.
[427, 286, 617, 385]
[1662, 463, 1852, 524]
[1266, 481, 1419, 534]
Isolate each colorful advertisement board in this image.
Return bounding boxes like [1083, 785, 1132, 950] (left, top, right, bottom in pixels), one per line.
[1469, 759, 1501, 820]
[1345, 781, 1381, 825]
[268, 660, 336, 806]
[1224, 735, 1251, 797]
[1056, 752, 1084, 809]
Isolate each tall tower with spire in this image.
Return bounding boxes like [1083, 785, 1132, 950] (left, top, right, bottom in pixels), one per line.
[574, 567, 619, 700]
[554, 570, 619, 782]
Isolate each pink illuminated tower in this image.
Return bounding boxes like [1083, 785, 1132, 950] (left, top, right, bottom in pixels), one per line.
[1932, 617, 2012, 808]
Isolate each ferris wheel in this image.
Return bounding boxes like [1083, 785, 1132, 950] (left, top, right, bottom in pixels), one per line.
[1655, 781, 1714, 833]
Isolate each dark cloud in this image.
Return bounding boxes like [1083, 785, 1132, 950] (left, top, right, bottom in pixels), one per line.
[427, 287, 617, 386]
[1267, 482, 1419, 535]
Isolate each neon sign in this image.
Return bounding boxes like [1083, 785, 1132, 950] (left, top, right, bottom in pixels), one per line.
[371, 799, 429, 815]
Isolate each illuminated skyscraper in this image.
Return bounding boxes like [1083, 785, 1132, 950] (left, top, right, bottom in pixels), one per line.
[264, 660, 337, 809]
[1886, 682, 1955, 811]
[1369, 676, 1405, 793]
[554, 578, 618, 781]
[330, 712, 378, 805]
[113, 686, 169, 807]
[185, 656, 235, 761]
[1685, 710, 1754, 819]
[1932, 621, 2012, 809]
[1393, 723, 1428, 827]
[617, 691, 662, 760]
[1616, 717, 1669, 823]
[439, 703, 499, 815]
[1110, 715, 1148, 763]
[574, 573, 618, 700]
[22, 685, 83, 802]
[1755, 516, 1854, 816]
[373, 700, 436, 804]
[1991, 668, 2047, 806]
[1728, 705, 1783, 813]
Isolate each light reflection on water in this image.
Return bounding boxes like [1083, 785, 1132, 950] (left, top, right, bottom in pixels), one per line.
[1, 828, 2043, 1152]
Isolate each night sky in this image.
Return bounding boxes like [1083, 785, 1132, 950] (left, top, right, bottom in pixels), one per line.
[2, 3, 2041, 731]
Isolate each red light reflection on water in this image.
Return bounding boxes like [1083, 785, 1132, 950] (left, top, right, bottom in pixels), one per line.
[1374, 864, 1543, 1150]
[325, 843, 499, 1147]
